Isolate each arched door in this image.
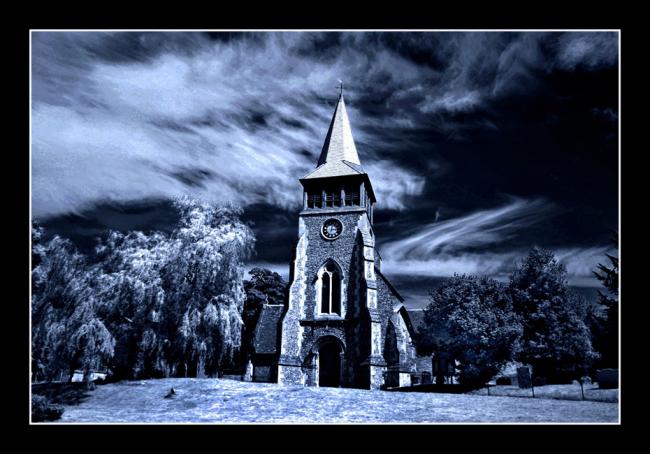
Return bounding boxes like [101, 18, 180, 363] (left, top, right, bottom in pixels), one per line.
[319, 341, 342, 387]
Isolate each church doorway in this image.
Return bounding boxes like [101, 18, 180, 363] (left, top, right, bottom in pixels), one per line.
[318, 340, 342, 387]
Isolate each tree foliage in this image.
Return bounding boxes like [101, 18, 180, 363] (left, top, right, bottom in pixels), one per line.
[419, 247, 603, 386]
[240, 268, 288, 364]
[32, 233, 115, 382]
[510, 248, 599, 382]
[591, 234, 619, 368]
[31, 198, 254, 382]
[419, 275, 522, 387]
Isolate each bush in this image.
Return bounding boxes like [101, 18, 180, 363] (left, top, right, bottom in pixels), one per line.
[32, 394, 64, 422]
[496, 377, 512, 385]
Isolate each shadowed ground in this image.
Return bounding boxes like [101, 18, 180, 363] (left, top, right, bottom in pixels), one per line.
[50, 378, 619, 423]
[32, 382, 94, 406]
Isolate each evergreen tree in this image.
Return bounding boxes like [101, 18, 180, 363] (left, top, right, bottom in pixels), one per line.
[592, 234, 619, 368]
[510, 248, 599, 382]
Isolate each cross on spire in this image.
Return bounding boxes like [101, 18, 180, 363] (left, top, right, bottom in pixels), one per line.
[337, 79, 344, 97]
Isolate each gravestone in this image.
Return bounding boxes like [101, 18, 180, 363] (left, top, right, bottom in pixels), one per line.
[517, 366, 532, 389]
[243, 360, 253, 382]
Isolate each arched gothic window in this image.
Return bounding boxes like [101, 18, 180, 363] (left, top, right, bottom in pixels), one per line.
[319, 262, 341, 315]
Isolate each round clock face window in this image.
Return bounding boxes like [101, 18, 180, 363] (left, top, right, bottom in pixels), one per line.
[322, 219, 343, 240]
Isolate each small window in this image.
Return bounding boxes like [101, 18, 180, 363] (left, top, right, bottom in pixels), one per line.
[308, 193, 322, 209]
[345, 191, 360, 206]
[332, 193, 341, 207]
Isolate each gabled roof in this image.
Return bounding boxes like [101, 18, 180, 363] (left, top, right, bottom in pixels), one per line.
[375, 266, 405, 303]
[253, 304, 285, 355]
[302, 95, 367, 180]
[407, 309, 426, 332]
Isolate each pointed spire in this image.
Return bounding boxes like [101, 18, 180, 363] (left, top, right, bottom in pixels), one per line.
[300, 89, 376, 202]
[316, 94, 361, 167]
[302, 93, 365, 181]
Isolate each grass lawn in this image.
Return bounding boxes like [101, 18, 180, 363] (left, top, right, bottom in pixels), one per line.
[469, 384, 618, 403]
[45, 378, 619, 423]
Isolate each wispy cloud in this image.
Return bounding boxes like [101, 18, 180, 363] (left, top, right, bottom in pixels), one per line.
[32, 32, 434, 218]
[381, 253, 516, 278]
[554, 32, 619, 71]
[32, 32, 618, 219]
[381, 197, 555, 260]
[380, 197, 554, 279]
[555, 246, 617, 283]
[379, 197, 614, 286]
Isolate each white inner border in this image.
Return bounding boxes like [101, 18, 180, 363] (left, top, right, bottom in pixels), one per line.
[28, 28, 622, 426]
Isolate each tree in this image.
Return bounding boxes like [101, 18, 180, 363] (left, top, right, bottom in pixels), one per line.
[159, 198, 254, 377]
[240, 268, 288, 366]
[31, 231, 115, 383]
[510, 248, 599, 382]
[419, 275, 522, 388]
[92, 230, 169, 379]
[31, 197, 255, 382]
[592, 234, 619, 368]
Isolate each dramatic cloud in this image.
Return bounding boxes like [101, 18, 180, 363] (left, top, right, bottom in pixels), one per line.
[32, 32, 437, 217]
[379, 197, 615, 287]
[33, 31, 619, 299]
[381, 197, 556, 260]
[32, 31, 618, 218]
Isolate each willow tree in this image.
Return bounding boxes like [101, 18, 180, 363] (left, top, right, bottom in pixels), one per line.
[32, 197, 254, 381]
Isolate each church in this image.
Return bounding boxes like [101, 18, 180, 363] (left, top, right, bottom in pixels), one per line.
[250, 92, 422, 390]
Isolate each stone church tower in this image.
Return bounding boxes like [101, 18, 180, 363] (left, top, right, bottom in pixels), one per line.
[273, 93, 418, 390]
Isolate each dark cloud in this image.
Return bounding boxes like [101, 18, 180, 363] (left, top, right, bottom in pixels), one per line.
[32, 31, 618, 293]
[39, 199, 180, 255]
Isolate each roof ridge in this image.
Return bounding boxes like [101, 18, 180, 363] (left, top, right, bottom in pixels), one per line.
[342, 160, 365, 172]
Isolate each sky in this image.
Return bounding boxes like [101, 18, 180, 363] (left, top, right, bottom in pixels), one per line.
[32, 31, 619, 308]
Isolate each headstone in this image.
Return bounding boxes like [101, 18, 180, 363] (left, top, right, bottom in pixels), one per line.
[581, 376, 592, 385]
[243, 360, 253, 382]
[517, 366, 532, 389]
